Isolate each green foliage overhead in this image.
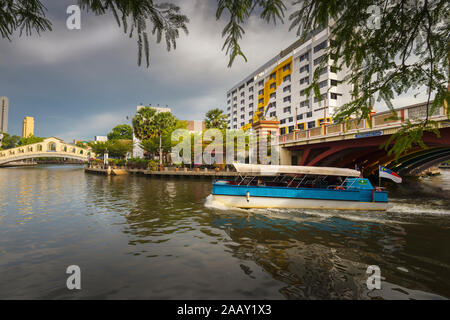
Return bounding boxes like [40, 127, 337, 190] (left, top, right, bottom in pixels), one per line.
[0, 0, 189, 67]
[107, 124, 133, 141]
[205, 108, 228, 130]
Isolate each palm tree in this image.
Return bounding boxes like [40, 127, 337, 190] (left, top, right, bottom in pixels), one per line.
[132, 107, 157, 141]
[205, 108, 228, 130]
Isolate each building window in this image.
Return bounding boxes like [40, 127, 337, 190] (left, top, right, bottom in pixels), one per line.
[306, 111, 313, 118]
[270, 92, 276, 99]
[300, 76, 309, 85]
[249, 87, 254, 92]
[258, 98, 264, 104]
[240, 107, 245, 112]
[300, 89, 306, 96]
[241, 100, 245, 104]
[280, 119, 286, 124]
[330, 66, 339, 73]
[283, 96, 291, 103]
[249, 103, 253, 108]
[314, 54, 326, 66]
[247, 79, 254, 86]
[270, 83, 276, 90]
[240, 92, 245, 97]
[300, 100, 309, 108]
[297, 114, 303, 120]
[258, 89, 264, 95]
[298, 123, 305, 130]
[283, 85, 291, 93]
[288, 125, 294, 133]
[314, 93, 327, 102]
[331, 79, 338, 86]
[249, 95, 254, 100]
[283, 75, 291, 82]
[299, 52, 309, 62]
[280, 127, 286, 135]
[330, 92, 342, 99]
[249, 111, 253, 116]
[240, 115, 244, 119]
[269, 73, 276, 80]
[300, 65, 309, 73]
[241, 122, 245, 126]
[258, 107, 264, 112]
[318, 66, 328, 76]
[270, 112, 276, 117]
[313, 40, 327, 53]
[258, 80, 264, 87]
[288, 117, 293, 122]
[308, 121, 315, 129]
[283, 106, 291, 113]
[319, 80, 328, 88]
[283, 63, 291, 71]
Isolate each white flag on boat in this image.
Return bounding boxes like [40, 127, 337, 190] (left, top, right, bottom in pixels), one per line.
[379, 166, 402, 183]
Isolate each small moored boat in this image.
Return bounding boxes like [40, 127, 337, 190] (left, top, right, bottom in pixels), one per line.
[211, 164, 388, 211]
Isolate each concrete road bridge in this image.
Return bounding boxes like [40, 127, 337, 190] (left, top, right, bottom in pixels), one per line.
[276, 102, 450, 176]
[0, 137, 92, 165]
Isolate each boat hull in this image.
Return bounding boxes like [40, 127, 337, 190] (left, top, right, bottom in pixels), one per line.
[212, 194, 388, 211]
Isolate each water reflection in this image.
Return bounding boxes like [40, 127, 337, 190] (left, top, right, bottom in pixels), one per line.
[0, 166, 448, 299]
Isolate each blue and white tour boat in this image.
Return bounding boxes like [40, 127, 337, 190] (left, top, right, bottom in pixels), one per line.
[211, 164, 388, 211]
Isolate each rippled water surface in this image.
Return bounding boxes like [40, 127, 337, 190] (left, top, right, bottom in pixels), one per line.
[0, 165, 449, 299]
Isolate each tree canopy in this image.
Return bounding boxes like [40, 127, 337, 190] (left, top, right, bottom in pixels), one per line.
[18, 135, 44, 146]
[0, 133, 21, 150]
[107, 124, 133, 141]
[205, 108, 228, 131]
[88, 140, 132, 159]
[132, 107, 157, 141]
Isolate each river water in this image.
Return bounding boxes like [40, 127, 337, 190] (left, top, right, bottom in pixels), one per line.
[0, 165, 449, 299]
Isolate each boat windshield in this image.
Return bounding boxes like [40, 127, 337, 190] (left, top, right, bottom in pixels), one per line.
[223, 173, 358, 190]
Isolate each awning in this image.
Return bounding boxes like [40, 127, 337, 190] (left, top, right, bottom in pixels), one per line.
[233, 163, 361, 177]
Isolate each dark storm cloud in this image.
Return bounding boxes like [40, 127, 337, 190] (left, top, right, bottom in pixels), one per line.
[0, 1, 302, 140]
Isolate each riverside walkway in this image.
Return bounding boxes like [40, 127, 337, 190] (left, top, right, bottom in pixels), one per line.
[85, 166, 244, 178]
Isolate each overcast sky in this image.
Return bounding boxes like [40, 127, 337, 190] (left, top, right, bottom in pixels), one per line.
[0, 0, 427, 141]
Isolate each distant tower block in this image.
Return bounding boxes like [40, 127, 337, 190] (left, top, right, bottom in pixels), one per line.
[0, 96, 9, 133]
[22, 116, 35, 138]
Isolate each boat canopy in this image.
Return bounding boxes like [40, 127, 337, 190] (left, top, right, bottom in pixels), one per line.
[233, 163, 361, 177]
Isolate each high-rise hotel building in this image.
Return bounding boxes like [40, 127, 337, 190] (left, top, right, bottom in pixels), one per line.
[226, 28, 351, 135]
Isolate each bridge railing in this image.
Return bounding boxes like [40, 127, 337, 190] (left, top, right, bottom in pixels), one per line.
[277, 102, 447, 144]
[0, 138, 92, 163]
